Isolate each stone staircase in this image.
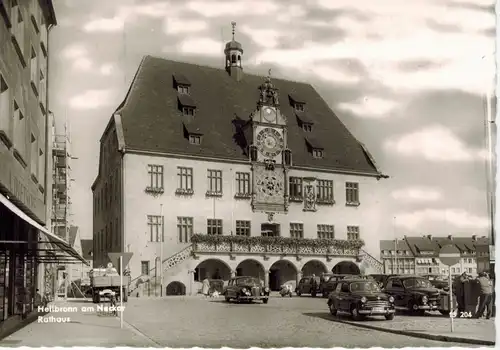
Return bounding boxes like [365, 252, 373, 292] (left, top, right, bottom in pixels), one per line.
[358, 248, 384, 273]
[128, 244, 193, 296]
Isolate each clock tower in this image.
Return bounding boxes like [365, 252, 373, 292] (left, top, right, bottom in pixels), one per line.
[247, 72, 292, 213]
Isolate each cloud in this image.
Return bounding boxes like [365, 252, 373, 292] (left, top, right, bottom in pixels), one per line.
[338, 96, 398, 118]
[240, 26, 287, 49]
[251, 0, 494, 94]
[395, 208, 489, 230]
[385, 125, 486, 161]
[73, 57, 92, 71]
[69, 89, 115, 110]
[61, 44, 88, 59]
[177, 37, 222, 57]
[163, 18, 208, 35]
[99, 63, 116, 76]
[186, 0, 279, 17]
[83, 16, 125, 32]
[391, 187, 443, 202]
[312, 65, 360, 84]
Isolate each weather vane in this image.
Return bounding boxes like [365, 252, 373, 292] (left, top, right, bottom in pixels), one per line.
[231, 21, 236, 40]
[268, 68, 272, 79]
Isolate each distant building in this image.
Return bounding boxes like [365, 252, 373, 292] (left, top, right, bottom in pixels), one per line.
[380, 235, 488, 276]
[92, 23, 387, 296]
[80, 238, 93, 285]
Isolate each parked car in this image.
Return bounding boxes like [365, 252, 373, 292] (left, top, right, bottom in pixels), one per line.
[384, 275, 450, 315]
[327, 279, 396, 321]
[224, 276, 270, 304]
[368, 274, 396, 288]
[320, 274, 364, 297]
[296, 276, 321, 297]
[421, 274, 449, 290]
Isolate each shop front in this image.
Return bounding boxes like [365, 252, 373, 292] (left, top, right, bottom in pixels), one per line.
[0, 193, 87, 337]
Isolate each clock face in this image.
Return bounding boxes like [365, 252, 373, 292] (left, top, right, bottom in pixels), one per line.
[255, 127, 284, 158]
[263, 107, 277, 123]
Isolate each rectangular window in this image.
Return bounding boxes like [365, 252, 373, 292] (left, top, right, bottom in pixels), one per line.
[13, 102, 26, 161]
[30, 46, 38, 95]
[289, 177, 303, 199]
[302, 124, 312, 132]
[317, 179, 333, 201]
[317, 224, 334, 239]
[38, 149, 44, 188]
[182, 107, 195, 116]
[295, 103, 304, 111]
[207, 219, 223, 235]
[177, 216, 193, 243]
[347, 226, 360, 241]
[207, 169, 222, 193]
[235, 220, 251, 236]
[147, 215, 163, 242]
[178, 85, 189, 94]
[290, 223, 304, 238]
[141, 261, 150, 275]
[189, 135, 201, 145]
[346, 182, 359, 205]
[312, 149, 324, 159]
[0, 75, 11, 145]
[177, 167, 193, 190]
[235, 172, 250, 195]
[30, 133, 37, 179]
[147, 164, 163, 189]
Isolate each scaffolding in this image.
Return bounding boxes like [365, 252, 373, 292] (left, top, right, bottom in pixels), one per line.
[51, 119, 74, 299]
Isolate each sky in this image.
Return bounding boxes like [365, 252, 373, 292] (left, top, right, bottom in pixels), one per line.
[49, 0, 496, 241]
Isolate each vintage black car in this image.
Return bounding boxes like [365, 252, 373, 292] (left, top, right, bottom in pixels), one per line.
[320, 274, 362, 298]
[384, 275, 448, 315]
[422, 274, 449, 290]
[296, 276, 321, 297]
[224, 276, 270, 304]
[327, 279, 396, 321]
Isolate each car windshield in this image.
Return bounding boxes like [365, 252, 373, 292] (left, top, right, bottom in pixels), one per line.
[349, 281, 381, 292]
[236, 278, 260, 286]
[403, 278, 432, 288]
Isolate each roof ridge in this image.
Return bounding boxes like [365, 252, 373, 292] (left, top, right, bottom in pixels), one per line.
[115, 55, 149, 114]
[144, 54, 313, 87]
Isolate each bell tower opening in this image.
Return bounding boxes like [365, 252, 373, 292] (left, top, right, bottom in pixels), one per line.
[224, 21, 244, 81]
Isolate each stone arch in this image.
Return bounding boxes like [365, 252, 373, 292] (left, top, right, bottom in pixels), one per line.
[269, 259, 298, 291]
[332, 261, 361, 275]
[236, 259, 266, 282]
[194, 258, 232, 282]
[301, 259, 328, 277]
[166, 281, 186, 296]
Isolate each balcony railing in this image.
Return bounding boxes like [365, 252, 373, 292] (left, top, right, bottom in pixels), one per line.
[191, 234, 363, 257]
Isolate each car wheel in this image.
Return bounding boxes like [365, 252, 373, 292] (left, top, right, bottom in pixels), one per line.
[312, 292, 317, 298]
[263, 298, 269, 304]
[409, 302, 425, 316]
[351, 306, 365, 321]
[296, 292, 301, 297]
[385, 313, 395, 320]
[225, 296, 231, 302]
[289, 293, 292, 298]
[329, 303, 338, 316]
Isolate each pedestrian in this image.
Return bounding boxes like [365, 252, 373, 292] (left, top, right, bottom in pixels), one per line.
[34, 289, 42, 307]
[474, 272, 493, 319]
[453, 272, 469, 313]
[311, 274, 318, 297]
[201, 276, 210, 297]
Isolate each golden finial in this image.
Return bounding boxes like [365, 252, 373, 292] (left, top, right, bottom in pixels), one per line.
[231, 21, 236, 40]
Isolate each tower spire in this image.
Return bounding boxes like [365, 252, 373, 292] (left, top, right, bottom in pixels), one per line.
[231, 21, 236, 40]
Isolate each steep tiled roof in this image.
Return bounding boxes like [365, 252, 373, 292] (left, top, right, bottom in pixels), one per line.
[116, 56, 383, 176]
[81, 239, 93, 261]
[380, 239, 411, 251]
[404, 236, 440, 256]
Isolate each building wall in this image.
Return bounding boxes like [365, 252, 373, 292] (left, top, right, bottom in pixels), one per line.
[121, 153, 386, 279]
[0, 0, 50, 223]
[92, 124, 122, 267]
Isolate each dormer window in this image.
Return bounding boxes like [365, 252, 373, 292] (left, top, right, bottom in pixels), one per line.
[312, 149, 324, 159]
[295, 103, 304, 112]
[183, 107, 195, 116]
[302, 123, 312, 132]
[178, 85, 190, 94]
[189, 134, 202, 145]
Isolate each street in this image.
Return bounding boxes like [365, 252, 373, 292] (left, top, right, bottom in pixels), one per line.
[122, 296, 490, 348]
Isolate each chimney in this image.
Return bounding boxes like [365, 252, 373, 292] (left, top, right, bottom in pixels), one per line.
[448, 235, 452, 240]
[427, 235, 432, 240]
[472, 235, 477, 241]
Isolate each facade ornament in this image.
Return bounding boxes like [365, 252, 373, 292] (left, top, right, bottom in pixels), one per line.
[258, 70, 279, 106]
[264, 159, 276, 171]
[267, 212, 275, 222]
[303, 184, 316, 211]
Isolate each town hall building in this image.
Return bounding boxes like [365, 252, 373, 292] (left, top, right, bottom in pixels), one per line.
[91, 24, 387, 295]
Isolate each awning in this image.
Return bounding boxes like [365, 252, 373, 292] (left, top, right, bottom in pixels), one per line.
[0, 193, 89, 265]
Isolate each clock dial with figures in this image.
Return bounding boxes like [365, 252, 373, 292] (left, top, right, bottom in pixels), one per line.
[263, 106, 277, 123]
[255, 127, 285, 158]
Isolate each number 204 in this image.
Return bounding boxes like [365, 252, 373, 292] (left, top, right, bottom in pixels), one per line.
[450, 311, 472, 318]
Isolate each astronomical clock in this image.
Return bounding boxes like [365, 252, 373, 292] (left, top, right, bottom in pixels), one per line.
[246, 75, 292, 213]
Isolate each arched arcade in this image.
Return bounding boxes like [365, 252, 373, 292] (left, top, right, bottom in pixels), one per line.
[269, 259, 297, 291]
[236, 259, 266, 282]
[332, 261, 361, 275]
[194, 258, 232, 282]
